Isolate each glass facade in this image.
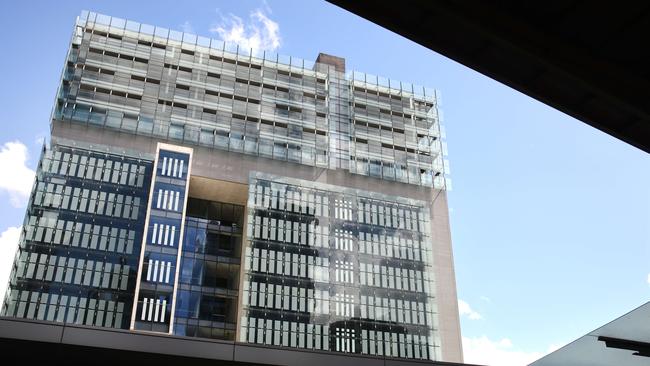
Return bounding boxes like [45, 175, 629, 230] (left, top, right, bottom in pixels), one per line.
[174, 198, 243, 340]
[240, 173, 440, 360]
[1, 11, 461, 362]
[1, 143, 152, 329]
[55, 11, 448, 189]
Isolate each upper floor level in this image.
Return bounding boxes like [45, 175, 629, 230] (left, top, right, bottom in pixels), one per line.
[52, 11, 450, 189]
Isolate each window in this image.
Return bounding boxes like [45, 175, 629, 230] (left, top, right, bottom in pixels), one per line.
[334, 229, 353, 251]
[334, 293, 355, 317]
[335, 260, 354, 283]
[169, 123, 184, 140]
[335, 328, 355, 353]
[155, 189, 181, 211]
[145, 259, 173, 284]
[334, 199, 353, 220]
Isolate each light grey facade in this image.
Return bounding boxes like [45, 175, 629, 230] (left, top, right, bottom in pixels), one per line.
[1, 10, 462, 363]
[242, 173, 441, 359]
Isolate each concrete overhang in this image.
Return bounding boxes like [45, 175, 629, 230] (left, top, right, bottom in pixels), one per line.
[327, 1, 650, 153]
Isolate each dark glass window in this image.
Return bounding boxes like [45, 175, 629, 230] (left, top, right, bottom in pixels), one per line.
[199, 295, 227, 322]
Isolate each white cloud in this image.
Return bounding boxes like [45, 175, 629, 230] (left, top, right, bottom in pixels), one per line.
[463, 336, 545, 366]
[180, 20, 194, 34]
[480, 295, 492, 303]
[647, 273, 650, 285]
[458, 299, 482, 320]
[0, 141, 35, 207]
[0, 226, 21, 304]
[209, 7, 281, 54]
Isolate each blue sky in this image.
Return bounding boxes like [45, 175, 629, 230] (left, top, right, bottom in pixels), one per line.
[0, 1, 648, 365]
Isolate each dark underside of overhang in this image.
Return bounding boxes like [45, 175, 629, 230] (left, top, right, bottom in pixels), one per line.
[0, 317, 475, 366]
[328, 1, 650, 153]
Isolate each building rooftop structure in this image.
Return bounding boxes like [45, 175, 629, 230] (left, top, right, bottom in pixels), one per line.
[57, 11, 450, 189]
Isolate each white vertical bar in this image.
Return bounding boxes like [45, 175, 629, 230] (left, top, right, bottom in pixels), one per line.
[151, 223, 158, 244]
[159, 262, 165, 283]
[154, 299, 160, 322]
[146, 259, 153, 281]
[162, 190, 168, 210]
[161, 300, 167, 323]
[157, 189, 162, 209]
[174, 191, 180, 211]
[172, 159, 178, 177]
[161, 157, 167, 176]
[168, 191, 174, 210]
[170, 226, 176, 247]
[178, 160, 184, 178]
[158, 225, 164, 245]
[152, 260, 159, 282]
[165, 262, 171, 283]
[163, 225, 169, 246]
[140, 298, 147, 320]
[147, 298, 153, 321]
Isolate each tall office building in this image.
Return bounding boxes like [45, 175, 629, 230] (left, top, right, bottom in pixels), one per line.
[0, 11, 463, 364]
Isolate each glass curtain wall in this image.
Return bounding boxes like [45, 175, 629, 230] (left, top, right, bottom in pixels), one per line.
[240, 173, 440, 360]
[54, 11, 448, 189]
[174, 198, 243, 340]
[1, 143, 152, 329]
